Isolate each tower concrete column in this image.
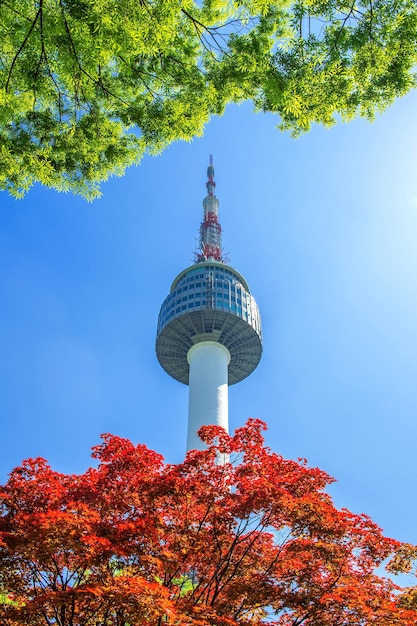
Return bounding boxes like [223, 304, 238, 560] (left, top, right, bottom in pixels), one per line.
[187, 341, 230, 451]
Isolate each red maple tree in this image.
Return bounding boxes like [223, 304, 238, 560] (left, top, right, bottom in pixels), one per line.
[0, 419, 414, 625]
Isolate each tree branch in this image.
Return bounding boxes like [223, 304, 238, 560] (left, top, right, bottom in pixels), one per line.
[5, 7, 41, 92]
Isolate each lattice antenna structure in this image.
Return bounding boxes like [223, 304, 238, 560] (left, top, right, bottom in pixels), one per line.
[156, 157, 262, 452]
[196, 155, 223, 263]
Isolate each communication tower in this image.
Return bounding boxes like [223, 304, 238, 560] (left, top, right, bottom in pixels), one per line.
[156, 157, 262, 451]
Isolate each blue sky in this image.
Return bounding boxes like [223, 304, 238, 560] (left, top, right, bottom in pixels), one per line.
[1, 92, 417, 572]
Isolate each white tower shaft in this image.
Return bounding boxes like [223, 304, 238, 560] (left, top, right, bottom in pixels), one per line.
[186, 341, 230, 451]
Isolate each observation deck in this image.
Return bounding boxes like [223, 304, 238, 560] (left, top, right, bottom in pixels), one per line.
[156, 261, 262, 385]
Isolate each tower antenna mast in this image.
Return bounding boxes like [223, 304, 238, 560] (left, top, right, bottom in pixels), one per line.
[196, 155, 223, 263]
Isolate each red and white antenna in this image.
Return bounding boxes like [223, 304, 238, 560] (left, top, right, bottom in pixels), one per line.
[196, 155, 223, 263]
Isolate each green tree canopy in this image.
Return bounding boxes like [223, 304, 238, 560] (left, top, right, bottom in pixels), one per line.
[1, 0, 416, 198]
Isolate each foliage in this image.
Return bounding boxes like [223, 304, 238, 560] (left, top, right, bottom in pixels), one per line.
[388, 543, 417, 611]
[1, 0, 417, 198]
[0, 419, 416, 625]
